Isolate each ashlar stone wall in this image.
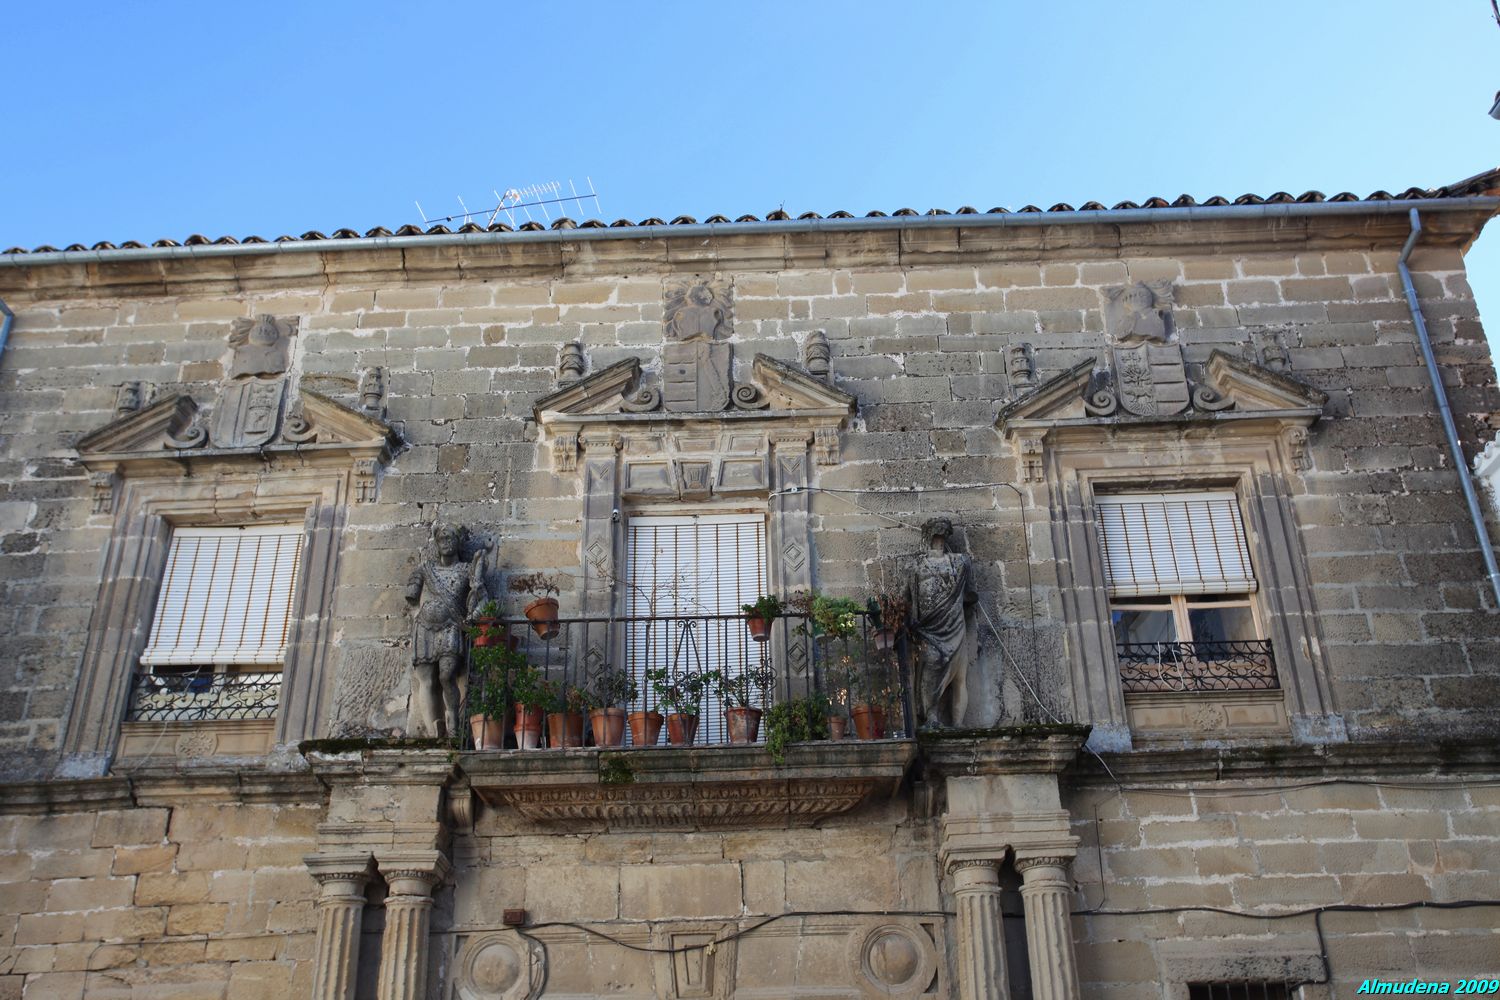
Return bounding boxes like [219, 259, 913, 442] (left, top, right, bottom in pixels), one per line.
[0, 796, 321, 999]
[0, 219, 1496, 777]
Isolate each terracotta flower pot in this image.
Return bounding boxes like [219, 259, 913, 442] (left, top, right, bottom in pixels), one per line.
[850, 703, 886, 740]
[590, 707, 627, 747]
[472, 618, 502, 648]
[513, 705, 544, 750]
[725, 706, 763, 744]
[469, 713, 508, 750]
[827, 715, 849, 741]
[628, 710, 663, 747]
[547, 711, 586, 748]
[746, 615, 773, 642]
[665, 713, 700, 745]
[523, 597, 560, 640]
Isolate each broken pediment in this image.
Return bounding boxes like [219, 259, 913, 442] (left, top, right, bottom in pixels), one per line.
[998, 349, 1325, 431]
[534, 352, 856, 478]
[77, 385, 400, 510]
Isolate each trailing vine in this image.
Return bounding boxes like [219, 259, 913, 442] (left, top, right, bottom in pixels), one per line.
[764, 695, 831, 764]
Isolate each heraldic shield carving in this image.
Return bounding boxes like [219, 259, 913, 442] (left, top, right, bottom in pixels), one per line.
[1113, 343, 1189, 417]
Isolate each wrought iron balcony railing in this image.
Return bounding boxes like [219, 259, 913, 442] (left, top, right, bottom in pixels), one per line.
[1117, 639, 1278, 693]
[463, 610, 915, 750]
[125, 670, 281, 722]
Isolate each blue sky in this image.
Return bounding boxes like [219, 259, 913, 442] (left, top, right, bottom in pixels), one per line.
[5, 1, 1497, 324]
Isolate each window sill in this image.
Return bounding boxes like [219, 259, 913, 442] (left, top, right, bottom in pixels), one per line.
[118, 718, 275, 760]
[1124, 689, 1288, 744]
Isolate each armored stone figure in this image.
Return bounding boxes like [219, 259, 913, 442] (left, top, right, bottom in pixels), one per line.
[908, 517, 977, 728]
[405, 523, 491, 738]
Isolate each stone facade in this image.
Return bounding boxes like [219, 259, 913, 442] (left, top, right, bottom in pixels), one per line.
[1, 180, 1498, 997]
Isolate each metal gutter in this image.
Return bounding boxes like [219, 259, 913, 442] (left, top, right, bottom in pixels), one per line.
[2, 196, 1498, 269]
[1397, 207, 1500, 608]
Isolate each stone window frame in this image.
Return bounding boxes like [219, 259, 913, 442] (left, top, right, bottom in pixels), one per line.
[59, 463, 352, 776]
[1043, 430, 1341, 751]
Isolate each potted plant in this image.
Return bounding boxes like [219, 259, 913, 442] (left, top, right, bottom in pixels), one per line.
[506, 661, 548, 749]
[646, 665, 708, 745]
[545, 681, 589, 748]
[764, 693, 832, 764]
[740, 594, 783, 643]
[469, 599, 505, 648]
[713, 668, 763, 744]
[868, 592, 909, 651]
[850, 651, 898, 740]
[587, 665, 637, 748]
[467, 643, 524, 749]
[510, 572, 561, 640]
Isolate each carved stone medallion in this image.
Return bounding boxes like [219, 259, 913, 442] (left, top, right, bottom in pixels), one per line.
[209, 377, 287, 448]
[1103, 281, 1174, 343]
[453, 931, 543, 1000]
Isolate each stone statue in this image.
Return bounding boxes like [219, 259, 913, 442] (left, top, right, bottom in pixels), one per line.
[405, 523, 491, 738]
[908, 517, 977, 728]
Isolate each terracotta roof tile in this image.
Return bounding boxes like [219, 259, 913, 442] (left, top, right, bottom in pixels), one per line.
[4, 168, 1495, 256]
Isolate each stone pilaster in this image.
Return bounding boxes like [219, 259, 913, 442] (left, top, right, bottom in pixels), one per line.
[375, 852, 450, 1000]
[305, 852, 376, 1000]
[1015, 855, 1081, 1000]
[949, 859, 1009, 1000]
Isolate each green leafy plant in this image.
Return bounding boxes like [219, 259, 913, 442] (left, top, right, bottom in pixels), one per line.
[645, 665, 710, 716]
[506, 662, 549, 711]
[764, 695, 831, 764]
[710, 668, 760, 709]
[599, 754, 635, 785]
[471, 599, 501, 621]
[469, 644, 531, 716]
[741, 594, 784, 621]
[589, 664, 639, 708]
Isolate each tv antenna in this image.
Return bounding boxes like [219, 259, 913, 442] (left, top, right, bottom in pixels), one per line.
[414, 178, 602, 228]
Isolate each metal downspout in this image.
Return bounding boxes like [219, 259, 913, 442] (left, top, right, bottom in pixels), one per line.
[1397, 207, 1500, 607]
[0, 297, 12, 362]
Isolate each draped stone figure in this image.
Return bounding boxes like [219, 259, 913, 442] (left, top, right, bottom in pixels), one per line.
[405, 523, 491, 738]
[908, 517, 978, 728]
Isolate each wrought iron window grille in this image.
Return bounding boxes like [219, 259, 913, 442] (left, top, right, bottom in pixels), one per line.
[125, 669, 281, 722]
[1117, 639, 1278, 693]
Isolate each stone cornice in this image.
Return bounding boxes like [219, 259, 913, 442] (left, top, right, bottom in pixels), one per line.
[3, 202, 1493, 298]
[0, 767, 327, 814]
[918, 726, 1092, 777]
[1067, 737, 1500, 785]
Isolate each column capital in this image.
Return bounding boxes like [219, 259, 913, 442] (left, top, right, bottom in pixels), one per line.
[1014, 854, 1074, 874]
[305, 851, 376, 888]
[377, 850, 451, 894]
[946, 858, 1000, 876]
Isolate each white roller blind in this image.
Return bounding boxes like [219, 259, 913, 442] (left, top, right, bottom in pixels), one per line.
[1095, 491, 1256, 597]
[625, 514, 767, 618]
[140, 524, 304, 666]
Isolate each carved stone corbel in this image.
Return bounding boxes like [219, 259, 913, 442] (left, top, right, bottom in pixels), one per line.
[1018, 435, 1045, 483]
[552, 431, 580, 472]
[89, 470, 118, 514]
[1283, 425, 1312, 471]
[813, 426, 840, 466]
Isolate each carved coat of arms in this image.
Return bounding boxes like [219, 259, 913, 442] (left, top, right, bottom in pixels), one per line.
[662, 278, 733, 412]
[210, 378, 287, 447]
[1103, 282, 1189, 417]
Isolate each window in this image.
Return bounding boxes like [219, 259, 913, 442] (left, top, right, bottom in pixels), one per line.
[127, 524, 303, 723]
[625, 513, 769, 741]
[1096, 491, 1277, 693]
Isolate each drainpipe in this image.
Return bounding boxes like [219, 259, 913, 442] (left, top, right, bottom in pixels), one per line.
[0, 297, 12, 364]
[1397, 208, 1500, 608]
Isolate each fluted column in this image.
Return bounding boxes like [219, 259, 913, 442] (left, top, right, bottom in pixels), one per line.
[375, 853, 450, 1000]
[1016, 855, 1081, 1000]
[305, 853, 375, 1000]
[950, 859, 1009, 1000]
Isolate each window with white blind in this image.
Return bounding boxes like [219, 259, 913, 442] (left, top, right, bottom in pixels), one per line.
[1096, 492, 1261, 651]
[625, 514, 769, 740]
[140, 524, 304, 669]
